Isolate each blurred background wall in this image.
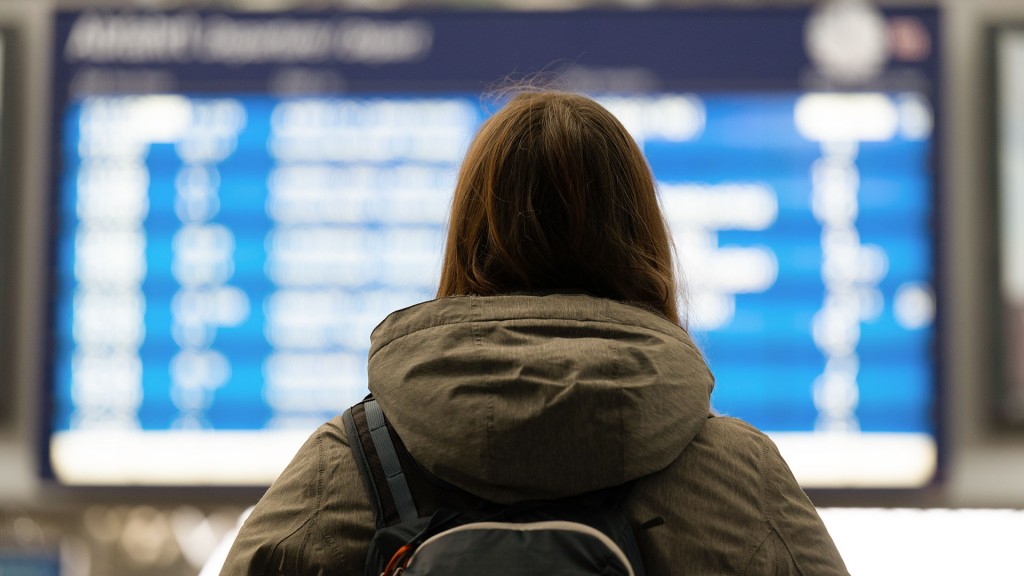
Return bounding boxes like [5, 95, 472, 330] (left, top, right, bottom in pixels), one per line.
[1, 0, 1023, 574]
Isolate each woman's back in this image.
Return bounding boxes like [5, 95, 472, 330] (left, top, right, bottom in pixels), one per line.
[221, 294, 847, 574]
[220, 91, 847, 574]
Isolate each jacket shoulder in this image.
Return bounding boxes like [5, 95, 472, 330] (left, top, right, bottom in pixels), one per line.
[628, 416, 848, 575]
[219, 416, 374, 576]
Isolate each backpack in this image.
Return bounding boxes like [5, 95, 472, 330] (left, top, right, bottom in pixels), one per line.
[342, 396, 647, 576]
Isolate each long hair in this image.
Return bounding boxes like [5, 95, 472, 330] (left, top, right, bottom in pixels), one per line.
[437, 90, 681, 324]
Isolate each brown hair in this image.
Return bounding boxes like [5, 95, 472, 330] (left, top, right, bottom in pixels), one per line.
[437, 90, 681, 324]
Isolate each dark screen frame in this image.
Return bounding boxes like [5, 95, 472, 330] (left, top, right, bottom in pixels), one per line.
[0, 28, 18, 427]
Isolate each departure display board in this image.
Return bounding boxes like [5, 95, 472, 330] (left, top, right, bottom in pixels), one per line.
[47, 8, 940, 487]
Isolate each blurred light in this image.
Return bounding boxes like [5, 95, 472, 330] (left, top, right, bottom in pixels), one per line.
[805, 0, 889, 83]
[76, 163, 150, 224]
[169, 506, 222, 570]
[661, 183, 777, 230]
[897, 93, 933, 140]
[796, 93, 898, 142]
[689, 292, 735, 332]
[12, 517, 44, 548]
[170, 350, 231, 396]
[74, 228, 147, 287]
[60, 535, 92, 576]
[263, 352, 366, 413]
[598, 95, 705, 143]
[71, 352, 143, 415]
[819, 508, 1024, 575]
[73, 290, 146, 349]
[894, 282, 934, 330]
[772, 432, 934, 487]
[83, 506, 122, 544]
[119, 507, 177, 567]
[888, 16, 932, 62]
[171, 224, 236, 287]
[269, 98, 475, 163]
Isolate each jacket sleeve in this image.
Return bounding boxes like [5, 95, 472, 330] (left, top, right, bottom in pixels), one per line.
[757, 432, 849, 576]
[219, 416, 375, 576]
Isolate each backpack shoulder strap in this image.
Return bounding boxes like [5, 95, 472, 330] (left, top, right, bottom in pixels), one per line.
[342, 397, 419, 528]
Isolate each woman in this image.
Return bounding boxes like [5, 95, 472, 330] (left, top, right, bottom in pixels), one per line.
[220, 90, 849, 575]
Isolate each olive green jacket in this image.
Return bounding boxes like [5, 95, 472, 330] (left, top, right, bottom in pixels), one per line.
[221, 294, 848, 575]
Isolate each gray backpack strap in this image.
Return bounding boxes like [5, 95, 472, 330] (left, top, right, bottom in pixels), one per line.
[364, 399, 418, 523]
[342, 397, 419, 528]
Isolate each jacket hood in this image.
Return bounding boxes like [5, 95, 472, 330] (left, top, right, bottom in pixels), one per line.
[367, 294, 714, 504]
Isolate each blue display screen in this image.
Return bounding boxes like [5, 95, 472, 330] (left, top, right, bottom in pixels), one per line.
[47, 8, 940, 487]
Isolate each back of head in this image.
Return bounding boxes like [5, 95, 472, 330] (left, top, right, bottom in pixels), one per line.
[438, 90, 680, 324]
